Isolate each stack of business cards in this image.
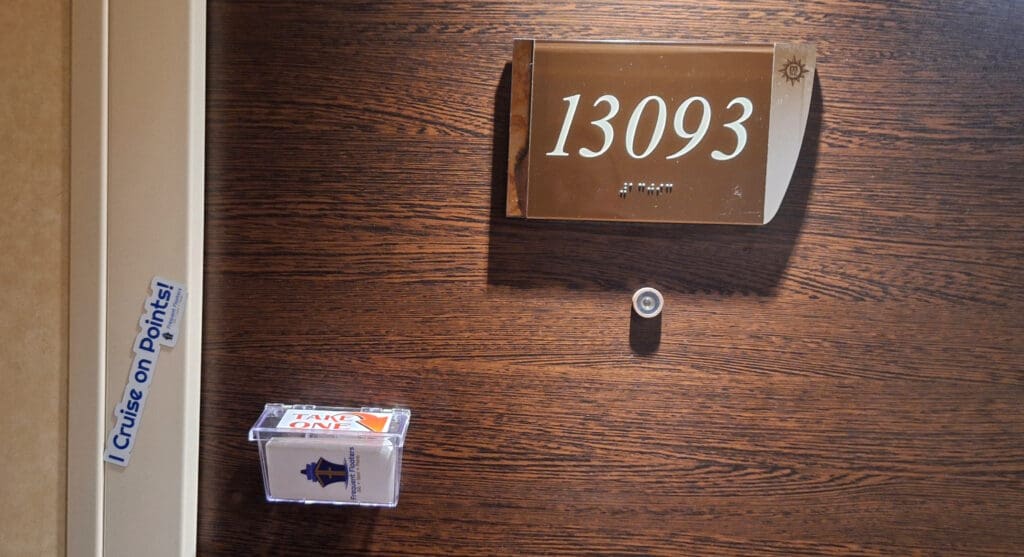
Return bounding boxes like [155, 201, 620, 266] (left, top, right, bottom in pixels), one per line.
[249, 403, 411, 507]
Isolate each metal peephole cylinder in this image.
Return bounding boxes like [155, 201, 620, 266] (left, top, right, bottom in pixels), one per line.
[632, 287, 664, 318]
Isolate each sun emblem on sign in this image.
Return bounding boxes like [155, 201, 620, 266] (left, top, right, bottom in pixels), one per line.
[779, 57, 809, 85]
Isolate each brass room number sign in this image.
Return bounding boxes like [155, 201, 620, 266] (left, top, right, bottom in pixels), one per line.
[507, 40, 816, 225]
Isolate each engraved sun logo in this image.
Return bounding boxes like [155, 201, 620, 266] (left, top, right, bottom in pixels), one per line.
[779, 57, 809, 85]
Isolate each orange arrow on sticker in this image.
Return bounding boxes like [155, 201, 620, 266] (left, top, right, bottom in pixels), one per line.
[353, 413, 389, 432]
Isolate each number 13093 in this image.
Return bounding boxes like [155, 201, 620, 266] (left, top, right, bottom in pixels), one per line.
[545, 94, 754, 162]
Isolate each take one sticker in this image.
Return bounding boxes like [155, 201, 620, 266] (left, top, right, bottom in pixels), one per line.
[278, 409, 393, 433]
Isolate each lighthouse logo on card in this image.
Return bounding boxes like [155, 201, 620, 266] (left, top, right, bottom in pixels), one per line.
[302, 457, 350, 488]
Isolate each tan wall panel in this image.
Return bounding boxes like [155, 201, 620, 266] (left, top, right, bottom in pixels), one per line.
[0, 0, 70, 554]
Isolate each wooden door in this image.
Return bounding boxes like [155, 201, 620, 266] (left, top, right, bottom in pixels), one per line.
[200, 2, 1023, 554]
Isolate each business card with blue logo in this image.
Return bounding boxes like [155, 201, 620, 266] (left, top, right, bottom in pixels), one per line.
[265, 437, 397, 505]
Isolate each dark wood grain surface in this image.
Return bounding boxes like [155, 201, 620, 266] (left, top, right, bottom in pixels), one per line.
[201, 2, 1024, 555]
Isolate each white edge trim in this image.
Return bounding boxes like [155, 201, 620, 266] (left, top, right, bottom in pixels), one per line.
[763, 43, 816, 224]
[178, 0, 206, 548]
[68, 0, 107, 554]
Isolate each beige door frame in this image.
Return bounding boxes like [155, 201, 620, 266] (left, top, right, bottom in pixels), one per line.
[68, 0, 205, 555]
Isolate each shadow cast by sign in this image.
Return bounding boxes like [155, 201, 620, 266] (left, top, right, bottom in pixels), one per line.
[487, 64, 823, 296]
